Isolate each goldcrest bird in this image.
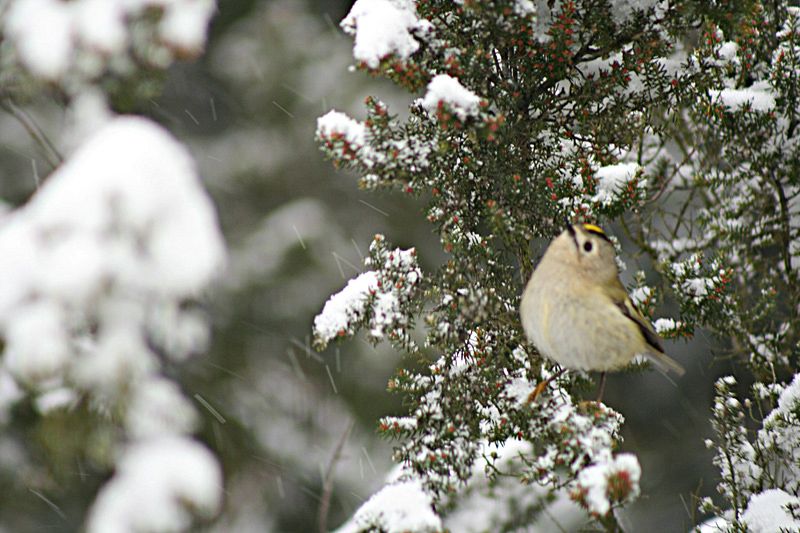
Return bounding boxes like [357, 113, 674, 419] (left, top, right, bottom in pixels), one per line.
[520, 223, 685, 395]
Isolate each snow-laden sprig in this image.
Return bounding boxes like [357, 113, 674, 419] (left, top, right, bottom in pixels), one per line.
[558, 160, 649, 220]
[316, 98, 434, 190]
[312, 271, 379, 348]
[592, 163, 645, 207]
[316, 110, 369, 165]
[706, 377, 759, 521]
[660, 253, 734, 335]
[572, 453, 641, 517]
[313, 234, 422, 350]
[703, 373, 800, 530]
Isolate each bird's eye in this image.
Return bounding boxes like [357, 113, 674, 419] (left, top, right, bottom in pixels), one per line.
[583, 241, 593, 252]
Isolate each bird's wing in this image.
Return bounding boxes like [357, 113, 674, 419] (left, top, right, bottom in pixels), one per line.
[606, 283, 686, 376]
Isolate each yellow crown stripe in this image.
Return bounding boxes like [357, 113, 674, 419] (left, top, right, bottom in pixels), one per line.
[582, 223, 606, 235]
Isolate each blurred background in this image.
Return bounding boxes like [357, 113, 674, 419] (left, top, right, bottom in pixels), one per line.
[0, 1, 744, 531]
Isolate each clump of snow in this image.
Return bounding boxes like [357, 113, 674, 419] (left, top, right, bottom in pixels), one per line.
[514, 0, 536, 16]
[313, 271, 378, 346]
[653, 317, 681, 334]
[5, 0, 73, 79]
[683, 277, 712, 298]
[575, 453, 641, 516]
[421, 74, 483, 121]
[35, 387, 78, 414]
[86, 437, 222, 533]
[317, 110, 367, 148]
[696, 516, 731, 532]
[159, 0, 216, 53]
[351, 480, 441, 533]
[341, 0, 429, 68]
[592, 162, 642, 206]
[0, 116, 225, 386]
[63, 88, 114, 151]
[504, 377, 537, 407]
[765, 373, 800, 424]
[629, 286, 652, 307]
[717, 41, 739, 64]
[742, 489, 800, 532]
[3, 301, 70, 382]
[709, 81, 776, 112]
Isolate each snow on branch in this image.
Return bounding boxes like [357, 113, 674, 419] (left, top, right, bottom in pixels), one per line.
[86, 437, 222, 533]
[420, 74, 484, 122]
[573, 453, 641, 517]
[341, 0, 431, 69]
[592, 162, 643, 207]
[313, 271, 379, 347]
[313, 234, 422, 350]
[708, 81, 777, 113]
[0, 116, 225, 386]
[703, 374, 800, 530]
[349, 479, 441, 533]
[316, 110, 369, 165]
[4, 0, 215, 88]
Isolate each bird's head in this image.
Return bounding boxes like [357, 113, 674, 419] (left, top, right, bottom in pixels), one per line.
[550, 222, 619, 282]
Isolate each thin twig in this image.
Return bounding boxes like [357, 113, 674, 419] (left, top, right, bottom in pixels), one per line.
[1, 99, 63, 169]
[318, 420, 355, 533]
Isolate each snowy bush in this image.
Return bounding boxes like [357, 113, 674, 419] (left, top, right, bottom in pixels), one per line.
[315, 0, 800, 531]
[0, 3, 224, 532]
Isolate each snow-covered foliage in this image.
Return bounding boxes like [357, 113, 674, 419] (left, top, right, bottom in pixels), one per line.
[314, 0, 800, 531]
[0, 2, 225, 530]
[0, 116, 226, 532]
[2, 0, 214, 91]
[420, 74, 484, 122]
[314, 233, 422, 350]
[317, 111, 368, 153]
[350, 479, 441, 533]
[0, 117, 224, 387]
[574, 453, 640, 517]
[702, 375, 800, 530]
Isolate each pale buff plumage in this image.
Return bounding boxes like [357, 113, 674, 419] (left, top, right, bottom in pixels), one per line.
[520, 224, 685, 376]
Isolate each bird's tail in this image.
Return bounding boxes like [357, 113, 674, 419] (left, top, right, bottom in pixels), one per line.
[646, 351, 686, 376]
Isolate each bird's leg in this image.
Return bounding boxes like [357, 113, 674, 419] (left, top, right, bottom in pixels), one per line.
[596, 372, 607, 402]
[527, 367, 566, 403]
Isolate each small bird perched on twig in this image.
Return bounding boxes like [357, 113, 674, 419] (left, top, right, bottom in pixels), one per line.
[520, 222, 685, 401]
